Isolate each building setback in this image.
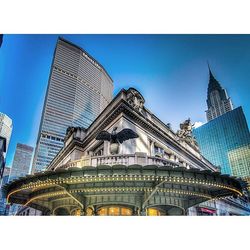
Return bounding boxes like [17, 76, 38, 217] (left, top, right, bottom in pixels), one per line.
[32, 37, 113, 173]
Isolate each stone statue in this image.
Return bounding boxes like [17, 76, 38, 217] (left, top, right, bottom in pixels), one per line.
[126, 88, 145, 113]
[177, 118, 193, 137]
[177, 118, 198, 147]
[96, 127, 139, 154]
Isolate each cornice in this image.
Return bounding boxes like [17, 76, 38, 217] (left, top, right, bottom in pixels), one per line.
[49, 98, 216, 172]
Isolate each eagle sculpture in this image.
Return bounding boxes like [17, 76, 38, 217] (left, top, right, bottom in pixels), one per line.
[96, 127, 139, 155]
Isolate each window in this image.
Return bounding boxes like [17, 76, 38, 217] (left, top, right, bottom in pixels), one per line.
[154, 145, 164, 157]
[146, 208, 165, 216]
[97, 206, 132, 216]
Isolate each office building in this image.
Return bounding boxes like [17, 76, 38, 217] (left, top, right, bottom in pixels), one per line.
[0, 166, 11, 215]
[0, 113, 12, 178]
[32, 37, 113, 173]
[9, 143, 33, 182]
[0, 112, 13, 157]
[0, 166, 10, 187]
[194, 107, 250, 175]
[0, 136, 6, 178]
[8, 144, 33, 215]
[205, 67, 233, 122]
[228, 145, 250, 178]
[193, 67, 250, 178]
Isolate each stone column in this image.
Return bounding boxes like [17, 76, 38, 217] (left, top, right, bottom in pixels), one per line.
[150, 140, 155, 156]
[104, 141, 109, 155]
[170, 154, 175, 161]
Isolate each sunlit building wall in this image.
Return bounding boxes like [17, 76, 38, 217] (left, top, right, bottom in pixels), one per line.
[228, 145, 250, 178]
[32, 37, 113, 173]
[193, 107, 250, 175]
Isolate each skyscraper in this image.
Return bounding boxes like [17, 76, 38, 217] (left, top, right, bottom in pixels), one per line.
[0, 112, 13, 157]
[9, 143, 33, 182]
[228, 144, 250, 178]
[0, 166, 10, 188]
[8, 144, 33, 215]
[206, 67, 233, 122]
[193, 68, 250, 176]
[194, 107, 250, 175]
[0, 136, 6, 178]
[32, 37, 113, 173]
[0, 166, 11, 215]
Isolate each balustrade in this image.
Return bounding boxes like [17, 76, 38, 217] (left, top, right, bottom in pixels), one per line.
[58, 153, 182, 170]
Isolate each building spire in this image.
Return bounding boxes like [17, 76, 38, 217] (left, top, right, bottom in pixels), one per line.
[205, 63, 233, 121]
[207, 63, 222, 95]
[207, 60, 211, 72]
[207, 61, 215, 82]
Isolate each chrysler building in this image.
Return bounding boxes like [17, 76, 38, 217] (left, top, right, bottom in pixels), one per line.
[206, 66, 233, 121]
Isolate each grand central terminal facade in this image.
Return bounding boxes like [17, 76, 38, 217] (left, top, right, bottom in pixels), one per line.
[3, 88, 250, 216]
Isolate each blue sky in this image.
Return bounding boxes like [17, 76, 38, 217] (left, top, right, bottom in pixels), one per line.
[0, 34, 250, 167]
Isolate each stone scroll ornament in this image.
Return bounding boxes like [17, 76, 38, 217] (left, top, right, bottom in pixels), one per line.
[95, 127, 139, 155]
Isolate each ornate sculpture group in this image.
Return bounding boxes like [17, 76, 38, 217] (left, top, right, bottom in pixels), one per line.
[126, 88, 145, 114]
[177, 118, 198, 148]
[65, 87, 198, 155]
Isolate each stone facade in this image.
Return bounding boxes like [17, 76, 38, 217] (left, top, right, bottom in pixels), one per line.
[3, 88, 248, 216]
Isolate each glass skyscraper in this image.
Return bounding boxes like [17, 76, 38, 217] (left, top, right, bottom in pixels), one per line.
[32, 37, 113, 173]
[194, 107, 250, 175]
[193, 68, 250, 176]
[228, 145, 250, 177]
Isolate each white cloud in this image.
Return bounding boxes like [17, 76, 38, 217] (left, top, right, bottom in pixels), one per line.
[193, 121, 204, 129]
